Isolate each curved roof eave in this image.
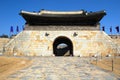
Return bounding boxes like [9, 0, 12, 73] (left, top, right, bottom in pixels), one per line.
[19, 10, 106, 25]
[20, 10, 106, 18]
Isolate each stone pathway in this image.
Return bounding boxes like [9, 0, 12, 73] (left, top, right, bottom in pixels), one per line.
[7, 57, 120, 80]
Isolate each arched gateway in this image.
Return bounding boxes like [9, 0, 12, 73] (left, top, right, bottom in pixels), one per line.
[53, 36, 73, 56]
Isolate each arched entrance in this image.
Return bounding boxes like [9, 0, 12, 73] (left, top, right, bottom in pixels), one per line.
[53, 36, 73, 56]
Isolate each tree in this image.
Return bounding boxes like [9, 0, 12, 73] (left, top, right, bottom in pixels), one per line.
[0, 34, 9, 38]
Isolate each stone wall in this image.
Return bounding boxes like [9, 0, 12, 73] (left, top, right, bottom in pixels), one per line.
[3, 30, 118, 57]
[113, 39, 120, 45]
[109, 35, 120, 39]
[25, 24, 100, 31]
[0, 38, 9, 54]
[112, 39, 120, 54]
[109, 35, 120, 54]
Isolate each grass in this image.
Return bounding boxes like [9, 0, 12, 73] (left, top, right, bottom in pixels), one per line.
[0, 56, 32, 80]
[91, 57, 120, 77]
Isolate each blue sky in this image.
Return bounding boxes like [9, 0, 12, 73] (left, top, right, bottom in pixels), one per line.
[0, 0, 120, 36]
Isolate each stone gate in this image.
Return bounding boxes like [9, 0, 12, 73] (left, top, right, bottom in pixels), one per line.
[3, 10, 119, 56]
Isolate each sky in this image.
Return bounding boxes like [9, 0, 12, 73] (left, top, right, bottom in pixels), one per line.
[0, 0, 120, 36]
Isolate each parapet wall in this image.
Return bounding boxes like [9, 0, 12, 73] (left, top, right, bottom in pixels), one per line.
[25, 24, 100, 31]
[3, 30, 118, 57]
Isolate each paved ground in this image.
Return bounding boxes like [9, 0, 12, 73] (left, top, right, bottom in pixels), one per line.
[7, 57, 120, 80]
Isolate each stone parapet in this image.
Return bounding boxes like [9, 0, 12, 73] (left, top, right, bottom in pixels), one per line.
[25, 24, 100, 31]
